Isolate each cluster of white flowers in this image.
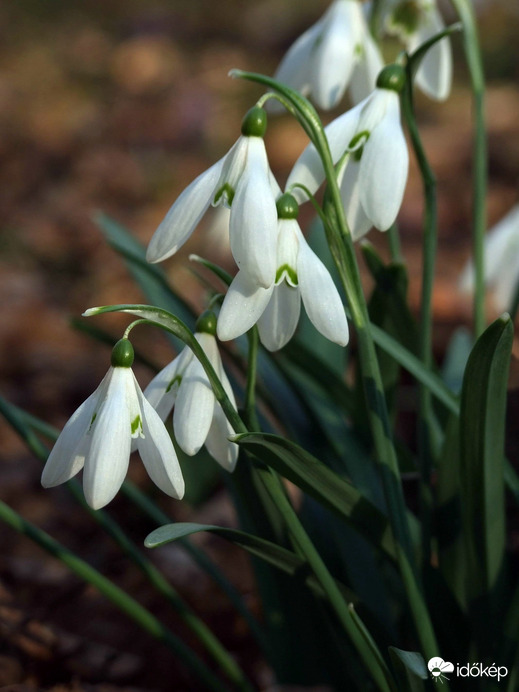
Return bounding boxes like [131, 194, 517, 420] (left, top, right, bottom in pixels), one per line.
[43, 0, 457, 509]
[42, 318, 237, 509]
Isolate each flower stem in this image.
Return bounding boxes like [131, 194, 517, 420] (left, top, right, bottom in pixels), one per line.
[314, 113, 440, 665]
[400, 63, 438, 565]
[0, 500, 229, 692]
[162, 315, 397, 691]
[255, 466, 398, 692]
[245, 326, 261, 431]
[387, 223, 403, 263]
[450, 0, 487, 337]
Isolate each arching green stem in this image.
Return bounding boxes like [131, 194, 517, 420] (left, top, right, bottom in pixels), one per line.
[229, 70, 440, 663]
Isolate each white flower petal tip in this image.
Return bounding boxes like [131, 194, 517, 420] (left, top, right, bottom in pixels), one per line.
[145, 330, 240, 472]
[458, 204, 519, 312]
[272, 0, 380, 110]
[218, 216, 349, 351]
[385, 1, 453, 102]
[296, 88, 407, 237]
[146, 129, 279, 277]
[41, 365, 185, 509]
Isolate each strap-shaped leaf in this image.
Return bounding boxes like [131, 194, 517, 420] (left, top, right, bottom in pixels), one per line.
[233, 432, 398, 562]
[459, 315, 512, 611]
[146, 522, 355, 603]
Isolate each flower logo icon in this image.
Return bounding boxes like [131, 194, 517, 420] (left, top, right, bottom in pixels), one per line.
[428, 657, 454, 683]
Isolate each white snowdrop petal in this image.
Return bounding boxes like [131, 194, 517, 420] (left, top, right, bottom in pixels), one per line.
[83, 368, 132, 510]
[310, 2, 357, 109]
[339, 158, 373, 241]
[258, 283, 301, 352]
[484, 206, 519, 283]
[356, 88, 391, 135]
[349, 31, 384, 105]
[297, 233, 349, 346]
[217, 270, 273, 341]
[217, 137, 249, 196]
[173, 357, 214, 456]
[359, 96, 408, 230]
[146, 158, 225, 263]
[144, 348, 193, 422]
[410, 8, 452, 101]
[41, 388, 99, 488]
[205, 402, 239, 471]
[137, 391, 185, 499]
[287, 104, 364, 203]
[229, 155, 278, 288]
[273, 20, 323, 98]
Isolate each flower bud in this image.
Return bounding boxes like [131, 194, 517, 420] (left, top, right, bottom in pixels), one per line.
[241, 106, 267, 138]
[111, 338, 134, 368]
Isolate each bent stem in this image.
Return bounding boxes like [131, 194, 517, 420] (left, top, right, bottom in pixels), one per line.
[450, 0, 487, 338]
[0, 500, 229, 692]
[88, 305, 396, 691]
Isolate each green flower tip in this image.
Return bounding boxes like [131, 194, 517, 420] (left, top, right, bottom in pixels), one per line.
[241, 106, 267, 138]
[196, 310, 217, 336]
[376, 64, 406, 93]
[276, 193, 299, 220]
[111, 338, 134, 368]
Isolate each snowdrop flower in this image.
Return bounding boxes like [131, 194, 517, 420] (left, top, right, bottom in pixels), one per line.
[147, 106, 278, 288]
[274, 0, 384, 109]
[145, 312, 239, 471]
[217, 193, 349, 351]
[42, 339, 184, 510]
[383, 0, 452, 101]
[459, 204, 519, 312]
[287, 65, 409, 241]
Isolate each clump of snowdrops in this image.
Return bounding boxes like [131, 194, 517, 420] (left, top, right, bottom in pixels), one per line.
[2, 1, 518, 690]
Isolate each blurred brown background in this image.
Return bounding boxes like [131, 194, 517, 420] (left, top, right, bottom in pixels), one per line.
[1, 1, 519, 689]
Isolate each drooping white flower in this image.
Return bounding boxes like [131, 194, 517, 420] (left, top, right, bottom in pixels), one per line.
[41, 339, 184, 510]
[144, 312, 239, 471]
[287, 66, 409, 241]
[217, 194, 349, 352]
[383, 0, 452, 101]
[459, 204, 519, 312]
[146, 106, 278, 289]
[274, 0, 384, 109]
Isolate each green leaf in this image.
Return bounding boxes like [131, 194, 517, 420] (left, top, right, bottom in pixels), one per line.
[145, 522, 354, 603]
[233, 432, 398, 562]
[369, 322, 458, 415]
[459, 315, 513, 641]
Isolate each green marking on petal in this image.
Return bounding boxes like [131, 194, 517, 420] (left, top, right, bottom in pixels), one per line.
[276, 264, 298, 286]
[390, 1, 422, 36]
[88, 412, 97, 432]
[131, 415, 144, 438]
[214, 183, 235, 206]
[348, 130, 370, 151]
[166, 375, 182, 394]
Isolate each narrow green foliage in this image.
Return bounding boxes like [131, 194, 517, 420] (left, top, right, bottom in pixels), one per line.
[459, 315, 513, 651]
